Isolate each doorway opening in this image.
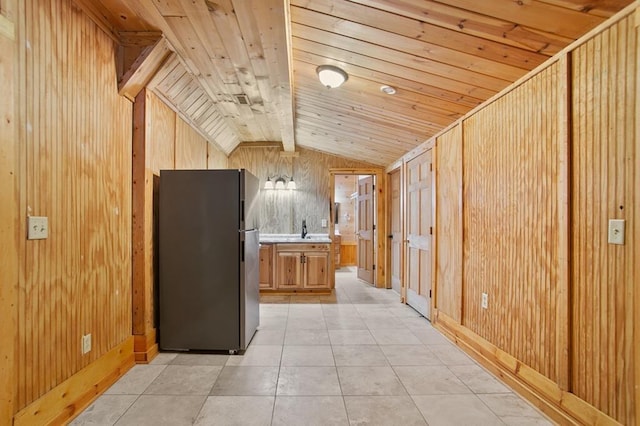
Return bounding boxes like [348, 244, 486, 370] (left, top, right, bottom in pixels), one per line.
[330, 168, 385, 288]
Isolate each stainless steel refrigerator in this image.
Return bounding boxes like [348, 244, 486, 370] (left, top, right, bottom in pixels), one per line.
[158, 169, 260, 352]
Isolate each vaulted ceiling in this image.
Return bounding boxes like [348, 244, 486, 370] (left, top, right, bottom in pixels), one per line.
[82, 0, 633, 166]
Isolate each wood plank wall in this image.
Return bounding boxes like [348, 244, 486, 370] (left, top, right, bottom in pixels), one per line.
[429, 8, 638, 425]
[0, 0, 17, 421]
[175, 112, 207, 169]
[228, 147, 375, 234]
[208, 142, 228, 169]
[571, 15, 637, 422]
[462, 61, 565, 383]
[146, 91, 175, 174]
[16, 0, 133, 411]
[435, 124, 462, 323]
[146, 90, 227, 172]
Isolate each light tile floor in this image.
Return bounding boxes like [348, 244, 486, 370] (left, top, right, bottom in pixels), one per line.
[71, 268, 554, 425]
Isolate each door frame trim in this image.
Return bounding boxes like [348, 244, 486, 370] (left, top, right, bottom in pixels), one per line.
[329, 168, 386, 288]
[385, 164, 404, 300]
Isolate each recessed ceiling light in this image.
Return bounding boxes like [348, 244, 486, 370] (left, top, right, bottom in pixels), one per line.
[380, 85, 397, 95]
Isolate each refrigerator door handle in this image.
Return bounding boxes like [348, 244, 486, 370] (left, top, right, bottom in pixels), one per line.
[241, 200, 245, 222]
[241, 240, 245, 262]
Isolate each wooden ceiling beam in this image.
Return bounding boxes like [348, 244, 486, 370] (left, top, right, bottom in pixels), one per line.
[118, 37, 173, 102]
[251, 0, 297, 153]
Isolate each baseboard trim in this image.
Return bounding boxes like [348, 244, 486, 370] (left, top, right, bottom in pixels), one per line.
[14, 336, 134, 426]
[134, 329, 158, 364]
[434, 311, 622, 426]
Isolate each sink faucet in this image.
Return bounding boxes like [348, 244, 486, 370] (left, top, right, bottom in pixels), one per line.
[301, 219, 308, 239]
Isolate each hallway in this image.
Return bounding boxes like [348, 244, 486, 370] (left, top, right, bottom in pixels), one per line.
[71, 269, 552, 425]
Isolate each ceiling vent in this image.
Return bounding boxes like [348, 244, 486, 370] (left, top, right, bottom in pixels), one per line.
[234, 94, 251, 105]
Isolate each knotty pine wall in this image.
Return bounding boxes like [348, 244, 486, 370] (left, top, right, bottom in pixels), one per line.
[431, 9, 638, 425]
[434, 124, 462, 323]
[16, 0, 133, 411]
[229, 147, 375, 235]
[571, 16, 637, 421]
[0, 0, 17, 421]
[463, 60, 566, 383]
[132, 90, 227, 359]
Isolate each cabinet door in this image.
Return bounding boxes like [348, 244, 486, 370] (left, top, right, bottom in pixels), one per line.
[259, 245, 273, 289]
[276, 252, 303, 289]
[304, 252, 330, 288]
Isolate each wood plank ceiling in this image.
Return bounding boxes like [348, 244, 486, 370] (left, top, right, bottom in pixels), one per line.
[87, 0, 633, 166]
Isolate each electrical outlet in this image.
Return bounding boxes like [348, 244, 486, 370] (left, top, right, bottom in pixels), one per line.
[82, 334, 92, 354]
[321, 219, 328, 228]
[27, 216, 49, 240]
[481, 293, 488, 309]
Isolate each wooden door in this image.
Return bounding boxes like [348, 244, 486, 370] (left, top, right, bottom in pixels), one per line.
[357, 176, 375, 284]
[304, 251, 330, 288]
[389, 169, 402, 295]
[406, 151, 433, 319]
[276, 251, 302, 289]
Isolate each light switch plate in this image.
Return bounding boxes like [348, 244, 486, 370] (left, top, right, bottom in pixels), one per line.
[608, 219, 625, 245]
[481, 293, 488, 309]
[321, 219, 327, 227]
[82, 334, 92, 354]
[27, 216, 49, 240]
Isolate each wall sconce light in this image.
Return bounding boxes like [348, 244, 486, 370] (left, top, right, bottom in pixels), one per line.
[316, 65, 348, 89]
[265, 175, 296, 190]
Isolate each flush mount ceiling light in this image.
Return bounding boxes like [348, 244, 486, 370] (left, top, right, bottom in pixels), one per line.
[380, 85, 397, 95]
[316, 65, 348, 89]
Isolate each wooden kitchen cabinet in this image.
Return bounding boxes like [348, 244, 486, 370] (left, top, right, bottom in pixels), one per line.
[273, 243, 331, 290]
[304, 251, 330, 288]
[275, 251, 303, 289]
[259, 244, 275, 289]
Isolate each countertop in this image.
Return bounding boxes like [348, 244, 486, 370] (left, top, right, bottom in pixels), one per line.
[259, 233, 332, 244]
